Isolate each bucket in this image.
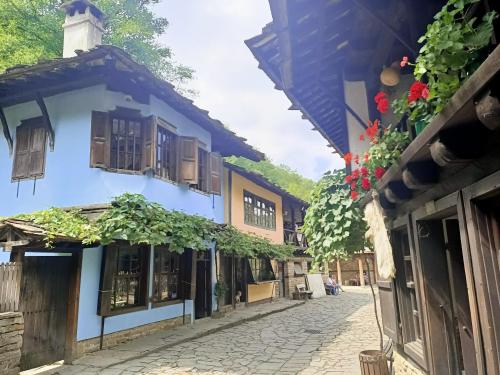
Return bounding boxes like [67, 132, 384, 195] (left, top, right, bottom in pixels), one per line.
[359, 350, 390, 375]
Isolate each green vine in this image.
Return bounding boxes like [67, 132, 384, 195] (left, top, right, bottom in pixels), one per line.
[4, 193, 293, 260]
[302, 170, 369, 266]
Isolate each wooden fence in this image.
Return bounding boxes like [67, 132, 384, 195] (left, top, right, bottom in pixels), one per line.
[0, 262, 22, 313]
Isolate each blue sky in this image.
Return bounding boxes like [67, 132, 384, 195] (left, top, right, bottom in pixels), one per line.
[153, 1, 344, 180]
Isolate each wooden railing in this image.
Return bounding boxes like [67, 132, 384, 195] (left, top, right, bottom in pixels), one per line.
[0, 262, 22, 313]
[284, 229, 307, 248]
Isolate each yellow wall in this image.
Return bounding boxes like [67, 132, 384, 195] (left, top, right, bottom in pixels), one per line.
[247, 282, 278, 303]
[224, 169, 284, 244]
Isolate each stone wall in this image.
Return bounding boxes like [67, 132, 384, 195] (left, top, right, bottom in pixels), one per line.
[75, 315, 188, 359]
[284, 259, 308, 298]
[394, 350, 425, 375]
[0, 312, 23, 375]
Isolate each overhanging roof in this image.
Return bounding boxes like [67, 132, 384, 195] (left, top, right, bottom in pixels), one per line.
[0, 46, 264, 162]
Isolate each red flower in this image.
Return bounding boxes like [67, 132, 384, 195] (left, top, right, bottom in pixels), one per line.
[361, 166, 369, 177]
[374, 167, 385, 180]
[377, 97, 389, 114]
[374, 91, 386, 104]
[361, 177, 371, 191]
[359, 133, 365, 141]
[408, 81, 429, 103]
[366, 119, 380, 141]
[400, 56, 409, 67]
[351, 182, 357, 190]
[354, 154, 360, 165]
[351, 169, 360, 179]
[351, 191, 359, 201]
[345, 175, 353, 184]
[343, 152, 352, 165]
[363, 153, 369, 163]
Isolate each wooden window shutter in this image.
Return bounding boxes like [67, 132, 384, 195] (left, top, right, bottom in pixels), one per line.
[178, 136, 199, 184]
[208, 152, 223, 195]
[97, 244, 118, 317]
[12, 118, 47, 180]
[12, 125, 31, 180]
[378, 279, 401, 343]
[90, 111, 109, 168]
[142, 116, 156, 173]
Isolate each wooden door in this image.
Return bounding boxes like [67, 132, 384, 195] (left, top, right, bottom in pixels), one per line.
[195, 251, 211, 319]
[443, 219, 477, 374]
[19, 256, 73, 370]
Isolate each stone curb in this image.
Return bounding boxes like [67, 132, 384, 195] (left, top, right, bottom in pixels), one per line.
[95, 300, 306, 371]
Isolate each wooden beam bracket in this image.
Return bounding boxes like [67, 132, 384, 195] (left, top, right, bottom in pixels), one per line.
[0, 107, 13, 155]
[35, 93, 55, 151]
[402, 161, 439, 190]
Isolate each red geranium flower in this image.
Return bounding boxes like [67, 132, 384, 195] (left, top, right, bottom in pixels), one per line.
[360, 166, 369, 177]
[361, 177, 371, 191]
[359, 133, 365, 141]
[363, 153, 369, 163]
[343, 152, 352, 165]
[351, 182, 357, 191]
[354, 154, 359, 165]
[377, 98, 389, 114]
[351, 191, 359, 200]
[400, 56, 409, 67]
[374, 166, 385, 180]
[351, 169, 360, 179]
[374, 91, 386, 104]
[408, 81, 429, 103]
[345, 175, 353, 184]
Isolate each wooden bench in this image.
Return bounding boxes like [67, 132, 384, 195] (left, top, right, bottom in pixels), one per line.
[293, 283, 313, 300]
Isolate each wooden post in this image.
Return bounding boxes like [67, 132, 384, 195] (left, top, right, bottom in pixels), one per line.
[64, 251, 82, 364]
[190, 251, 197, 300]
[336, 259, 342, 285]
[358, 257, 365, 286]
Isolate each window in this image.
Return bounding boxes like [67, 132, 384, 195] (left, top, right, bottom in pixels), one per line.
[244, 191, 276, 230]
[294, 262, 304, 276]
[12, 117, 47, 181]
[156, 125, 176, 180]
[98, 243, 149, 315]
[110, 116, 143, 171]
[248, 258, 275, 282]
[153, 247, 180, 304]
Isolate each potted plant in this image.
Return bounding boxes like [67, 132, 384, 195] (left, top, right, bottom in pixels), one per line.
[213, 280, 229, 318]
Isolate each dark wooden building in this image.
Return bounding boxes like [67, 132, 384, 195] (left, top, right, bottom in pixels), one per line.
[247, 0, 500, 373]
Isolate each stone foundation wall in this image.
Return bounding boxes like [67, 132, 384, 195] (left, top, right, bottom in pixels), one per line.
[75, 315, 188, 359]
[0, 312, 24, 375]
[394, 350, 425, 375]
[284, 260, 307, 298]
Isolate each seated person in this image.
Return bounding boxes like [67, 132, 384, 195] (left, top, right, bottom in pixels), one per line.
[325, 274, 340, 295]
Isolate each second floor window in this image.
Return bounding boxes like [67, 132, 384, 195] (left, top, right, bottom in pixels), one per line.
[156, 125, 176, 180]
[195, 148, 209, 192]
[244, 190, 276, 230]
[12, 117, 47, 181]
[110, 117, 143, 171]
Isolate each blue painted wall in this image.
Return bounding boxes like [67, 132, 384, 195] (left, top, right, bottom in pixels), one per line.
[0, 251, 10, 263]
[0, 85, 224, 223]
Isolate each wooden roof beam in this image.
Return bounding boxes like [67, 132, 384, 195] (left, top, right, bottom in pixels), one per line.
[35, 93, 55, 151]
[0, 107, 13, 155]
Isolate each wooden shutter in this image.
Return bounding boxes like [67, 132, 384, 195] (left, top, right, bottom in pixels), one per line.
[142, 116, 156, 173]
[12, 118, 47, 180]
[12, 125, 31, 180]
[178, 136, 198, 184]
[97, 245, 118, 317]
[208, 152, 223, 195]
[90, 111, 109, 168]
[378, 279, 400, 343]
[29, 126, 46, 177]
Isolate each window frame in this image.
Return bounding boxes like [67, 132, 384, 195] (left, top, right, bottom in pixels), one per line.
[108, 244, 149, 315]
[109, 114, 144, 173]
[155, 122, 177, 181]
[192, 147, 209, 193]
[243, 190, 277, 230]
[152, 246, 181, 308]
[248, 257, 276, 282]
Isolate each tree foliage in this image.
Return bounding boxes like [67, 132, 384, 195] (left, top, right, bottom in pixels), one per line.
[302, 170, 369, 265]
[0, 0, 194, 93]
[225, 157, 315, 202]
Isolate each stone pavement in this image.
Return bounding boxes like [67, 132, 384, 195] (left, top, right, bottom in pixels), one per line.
[30, 287, 381, 375]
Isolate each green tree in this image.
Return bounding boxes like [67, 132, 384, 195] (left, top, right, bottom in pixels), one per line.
[225, 156, 315, 202]
[0, 0, 194, 93]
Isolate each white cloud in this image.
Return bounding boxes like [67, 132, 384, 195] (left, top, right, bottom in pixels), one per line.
[155, 0, 343, 180]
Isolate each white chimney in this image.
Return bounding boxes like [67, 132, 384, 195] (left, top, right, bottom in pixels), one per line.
[61, 0, 104, 58]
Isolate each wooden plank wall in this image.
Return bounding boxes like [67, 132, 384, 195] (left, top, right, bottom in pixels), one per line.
[0, 262, 22, 313]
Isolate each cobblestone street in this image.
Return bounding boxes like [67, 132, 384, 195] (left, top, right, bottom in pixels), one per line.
[73, 287, 380, 375]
